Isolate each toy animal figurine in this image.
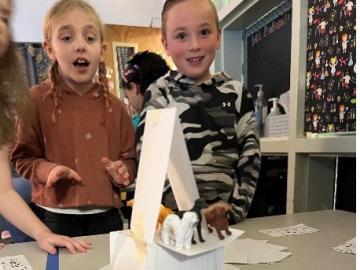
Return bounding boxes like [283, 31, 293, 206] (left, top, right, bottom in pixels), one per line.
[161, 212, 199, 250]
[161, 214, 181, 246]
[127, 199, 173, 228]
[176, 198, 208, 244]
[204, 201, 232, 240]
[175, 212, 199, 249]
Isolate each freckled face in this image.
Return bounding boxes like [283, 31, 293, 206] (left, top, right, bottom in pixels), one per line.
[162, 0, 220, 84]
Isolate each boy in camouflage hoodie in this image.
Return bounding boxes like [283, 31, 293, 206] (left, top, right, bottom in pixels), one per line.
[136, 0, 261, 224]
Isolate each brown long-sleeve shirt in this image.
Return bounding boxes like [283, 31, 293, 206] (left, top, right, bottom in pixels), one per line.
[11, 80, 136, 209]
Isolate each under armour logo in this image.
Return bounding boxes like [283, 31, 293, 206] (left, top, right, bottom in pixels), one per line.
[222, 101, 231, 108]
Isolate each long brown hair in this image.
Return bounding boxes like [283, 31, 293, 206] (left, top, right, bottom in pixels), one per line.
[0, 41, 30, 145]
[43, 0, 110, 122]
[161, 0, 220, 38]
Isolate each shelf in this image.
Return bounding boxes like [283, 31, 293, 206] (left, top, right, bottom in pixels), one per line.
[294, 136, 356, 154]
[260, 135, 356, 155]
[218, 0, 356, 215]
[260, 136, 289, 154]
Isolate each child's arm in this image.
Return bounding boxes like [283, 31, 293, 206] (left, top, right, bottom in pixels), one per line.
[230, 88, 261, 224]
[1, 145, 92, 254]
[11, 98, 58, 185]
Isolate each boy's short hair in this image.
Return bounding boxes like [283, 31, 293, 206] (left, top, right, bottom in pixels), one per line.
[161, 0, 220, 38]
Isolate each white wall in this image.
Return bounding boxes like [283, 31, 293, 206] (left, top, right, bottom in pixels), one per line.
[11, 0, 165, 42]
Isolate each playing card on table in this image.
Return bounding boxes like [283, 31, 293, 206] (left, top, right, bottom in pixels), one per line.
[332, 237, 356, 255]
[0, 255, 33, 270]
[259, 223, 319, 237]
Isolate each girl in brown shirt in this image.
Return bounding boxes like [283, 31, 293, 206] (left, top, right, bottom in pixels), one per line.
[12, 0, 136, 236]
[0, 0, 91, 253]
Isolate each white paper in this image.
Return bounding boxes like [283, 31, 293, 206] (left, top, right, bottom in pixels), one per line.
[223, 238, 291, 265]
[167, 116, 199, 210]
[130, 108, 178, 245]
[332, 237, 356, 255]
[259, 223, 319, 237]
[0, 255, 32, 270]
[111, 107, 241, 270]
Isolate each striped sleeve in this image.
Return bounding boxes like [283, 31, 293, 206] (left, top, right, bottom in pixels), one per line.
[230, 88, 261, 224]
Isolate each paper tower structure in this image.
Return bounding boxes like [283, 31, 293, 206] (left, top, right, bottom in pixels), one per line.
[109, 108, 243, 270]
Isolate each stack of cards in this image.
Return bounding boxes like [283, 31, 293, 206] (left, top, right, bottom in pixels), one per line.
[259, 223, 319, 237]
[223, 238, 291, 265]
[332, 237, 356, 255]
[0, 255, 32, 270]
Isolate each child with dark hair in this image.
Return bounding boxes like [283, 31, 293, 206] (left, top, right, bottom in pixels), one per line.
[121, 50, 170, 127]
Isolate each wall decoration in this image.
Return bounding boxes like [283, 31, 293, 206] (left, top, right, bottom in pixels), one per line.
[17, 43, 51, 87]
[305, 0, 356, 134]
[112, 42, 138, 99]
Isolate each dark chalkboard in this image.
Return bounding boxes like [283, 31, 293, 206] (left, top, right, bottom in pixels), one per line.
[246, 10, 292, 102]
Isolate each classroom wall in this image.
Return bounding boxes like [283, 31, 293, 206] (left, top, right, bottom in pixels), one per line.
[104, 24, 172, 69]
[11, 0, 164, 42]
[104, 24, 173, 96]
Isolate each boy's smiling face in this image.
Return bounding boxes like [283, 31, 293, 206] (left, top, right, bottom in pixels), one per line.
[162, 0, 220, 84]
[0, 0, 10, 58]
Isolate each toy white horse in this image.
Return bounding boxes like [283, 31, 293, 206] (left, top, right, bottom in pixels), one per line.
[161, 212, 199, 250]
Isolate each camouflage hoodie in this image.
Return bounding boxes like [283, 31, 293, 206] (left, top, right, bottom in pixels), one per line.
[136, 71, 260, 224]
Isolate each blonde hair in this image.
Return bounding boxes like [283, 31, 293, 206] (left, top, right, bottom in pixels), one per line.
[161, 0, 220, 38]
[43, 0, 109, 122]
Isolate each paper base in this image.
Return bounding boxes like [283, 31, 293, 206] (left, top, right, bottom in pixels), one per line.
[108, 228, 244, 270]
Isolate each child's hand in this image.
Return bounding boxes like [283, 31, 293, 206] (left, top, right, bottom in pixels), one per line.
[46, 165, 82, 188]
[101, 157, 130, 186]
[34, 229, 92, 255]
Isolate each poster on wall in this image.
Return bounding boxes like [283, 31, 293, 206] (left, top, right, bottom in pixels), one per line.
[305, 0, 356, 134]
[17, 43, 51, 87]
[112, 42, 138, 99]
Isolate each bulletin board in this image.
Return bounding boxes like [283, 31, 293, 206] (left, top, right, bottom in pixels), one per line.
[112, 42, 138, 99]
[304, 0, 356, 134]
